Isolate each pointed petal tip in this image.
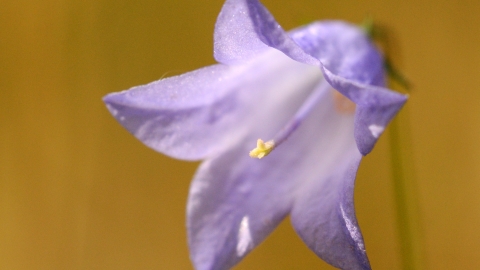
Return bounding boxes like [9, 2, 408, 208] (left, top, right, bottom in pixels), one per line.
[102, 92, 122, 117]
[358, 92, 407, 156]
[214, 0, 319, 66]
[102, 93, 114, 106]
[102, 91, 134, 122]
[214, 0, 270, 65]
[103, 91, 129, 109]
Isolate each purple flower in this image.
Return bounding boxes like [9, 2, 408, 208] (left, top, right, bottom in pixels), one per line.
[103, 0, 407, 269]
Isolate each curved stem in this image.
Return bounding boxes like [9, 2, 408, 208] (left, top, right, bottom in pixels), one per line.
[389, 106, 425, 270]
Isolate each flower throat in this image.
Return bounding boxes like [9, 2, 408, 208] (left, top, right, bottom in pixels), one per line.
[249, 80, 355, 159]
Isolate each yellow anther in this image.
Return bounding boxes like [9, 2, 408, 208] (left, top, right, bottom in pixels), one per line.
[249, 139, 275, 159]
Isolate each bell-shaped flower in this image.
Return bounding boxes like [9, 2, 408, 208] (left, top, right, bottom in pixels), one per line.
[103, 0, 407, 269]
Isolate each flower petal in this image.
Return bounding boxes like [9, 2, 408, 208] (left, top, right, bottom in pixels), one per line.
[289, 22, 407, 154]
[215, 8, 407, 155]
[103, 49, 321, 160]
[103, 64, 247, 160]
[214, 0, 318, 66]
[290, 150, 370, 270]
[187, 78, 364, 269]
[214, 0, 269, 64]
[186, 73, 324, 270]
[187, 141, 297, 270]
[273, 82, 370, 269]
[290, 21, 386, 86]
[290, 22, 407, 155]
[322, 67, 407, 155]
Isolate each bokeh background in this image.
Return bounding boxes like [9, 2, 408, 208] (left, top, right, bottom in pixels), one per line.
[1, 0, 479, 269]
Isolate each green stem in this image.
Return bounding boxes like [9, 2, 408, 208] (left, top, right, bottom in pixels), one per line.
[389, 107, 425, 270]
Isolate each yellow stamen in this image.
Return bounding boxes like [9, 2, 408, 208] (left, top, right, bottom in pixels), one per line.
[249, 139, 275, 159]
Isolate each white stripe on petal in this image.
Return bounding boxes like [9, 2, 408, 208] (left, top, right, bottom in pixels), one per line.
[340, 205, 365, 252]
[236, 216, 253, 257]
[368, 124, 384, 138]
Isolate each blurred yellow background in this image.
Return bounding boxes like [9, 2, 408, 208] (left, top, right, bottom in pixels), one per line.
[1, 0, 480, 269]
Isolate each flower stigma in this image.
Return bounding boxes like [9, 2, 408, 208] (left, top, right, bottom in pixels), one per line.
[249, 81, 332, 159]
[249, 139, 275, 159]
